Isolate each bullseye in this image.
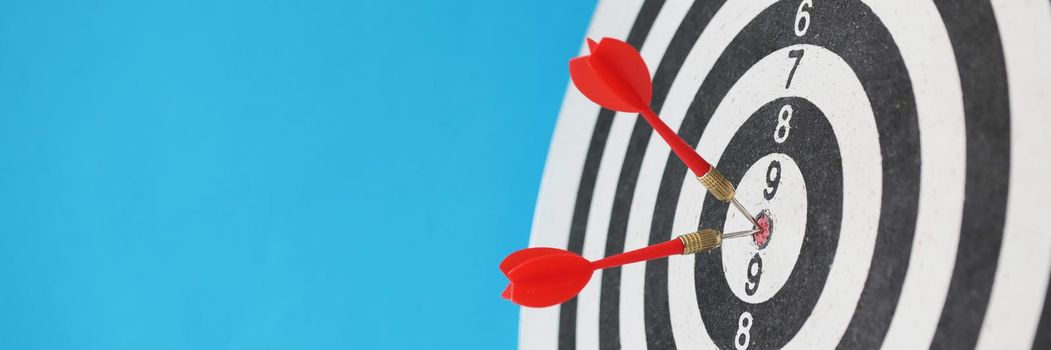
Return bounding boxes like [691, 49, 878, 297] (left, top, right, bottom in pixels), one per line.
[754, 210, 772, 249]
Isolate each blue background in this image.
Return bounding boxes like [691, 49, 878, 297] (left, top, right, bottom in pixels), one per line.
[0, 1, 595, 348]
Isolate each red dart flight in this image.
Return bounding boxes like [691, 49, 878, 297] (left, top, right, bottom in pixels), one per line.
[569, 37, 758, 227]
[569, 37, 711, 176]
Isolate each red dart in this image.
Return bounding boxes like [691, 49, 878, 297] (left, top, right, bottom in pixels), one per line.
[570, 37, 759, 226]
[500, 228, 757, 308]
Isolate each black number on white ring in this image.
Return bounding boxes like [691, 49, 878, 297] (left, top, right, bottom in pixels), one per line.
[744, 253, 764, 296]
[786, 49, 804, 88]
[763, 160, 782, 200]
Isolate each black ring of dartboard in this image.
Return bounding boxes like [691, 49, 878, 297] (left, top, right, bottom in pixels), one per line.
[640, 0, 921, 348]
[693, 97, 842, 350]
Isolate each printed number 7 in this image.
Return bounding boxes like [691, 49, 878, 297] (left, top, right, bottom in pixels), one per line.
[785, 49, 804, 89]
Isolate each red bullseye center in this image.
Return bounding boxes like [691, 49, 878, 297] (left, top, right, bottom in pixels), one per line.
[754, 210, 773, 248]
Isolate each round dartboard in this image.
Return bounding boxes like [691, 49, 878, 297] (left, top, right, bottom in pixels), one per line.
[520, 0, 1051, 349]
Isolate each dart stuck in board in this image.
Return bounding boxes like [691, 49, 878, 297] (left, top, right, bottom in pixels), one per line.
[570, 37, 759, 227]
[500, 228, 765, 308]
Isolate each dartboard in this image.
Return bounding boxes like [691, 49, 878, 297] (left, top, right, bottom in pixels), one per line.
[520, 0, 1051, 349]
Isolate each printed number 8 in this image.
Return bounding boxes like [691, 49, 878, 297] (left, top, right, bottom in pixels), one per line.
[774, 105, 793, 143]
[736, 311, 753, 350]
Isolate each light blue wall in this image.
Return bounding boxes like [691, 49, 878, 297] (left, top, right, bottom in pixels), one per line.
[0, 1, 595, 348]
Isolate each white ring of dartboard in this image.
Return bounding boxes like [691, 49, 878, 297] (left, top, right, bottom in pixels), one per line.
[521, 0, 1051, 349]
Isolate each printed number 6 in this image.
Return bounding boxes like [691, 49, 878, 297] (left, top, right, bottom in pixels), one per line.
[795, 0, 813, 37]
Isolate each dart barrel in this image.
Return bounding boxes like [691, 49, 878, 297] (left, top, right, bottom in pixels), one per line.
[679, 229, 722, 255]
[697, 168, 735, 202]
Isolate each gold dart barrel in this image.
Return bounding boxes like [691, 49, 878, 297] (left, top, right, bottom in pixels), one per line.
[696, 168, 734, 201]
[697, 168, 760, 228]
[679, 229, 722, 255]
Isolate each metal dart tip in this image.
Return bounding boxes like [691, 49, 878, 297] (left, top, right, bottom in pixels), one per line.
[722, 228, 760, 240]
[730, 197, 761, 228]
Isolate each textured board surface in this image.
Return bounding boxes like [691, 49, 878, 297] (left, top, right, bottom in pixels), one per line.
[522, 0, 1051, 349]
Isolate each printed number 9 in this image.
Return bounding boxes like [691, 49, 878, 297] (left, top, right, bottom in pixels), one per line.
[744, 253, 764, 296]
[763, 160, 782, 200]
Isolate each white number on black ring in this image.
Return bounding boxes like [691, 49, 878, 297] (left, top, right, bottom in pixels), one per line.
[774, 104, 793, 143]
[794, 0, 813, 37]
[735, 311, 754, 350]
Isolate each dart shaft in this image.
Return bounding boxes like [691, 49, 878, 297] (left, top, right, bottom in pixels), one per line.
[591, 238, 683, 270]
[640, 109, 711, 177]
